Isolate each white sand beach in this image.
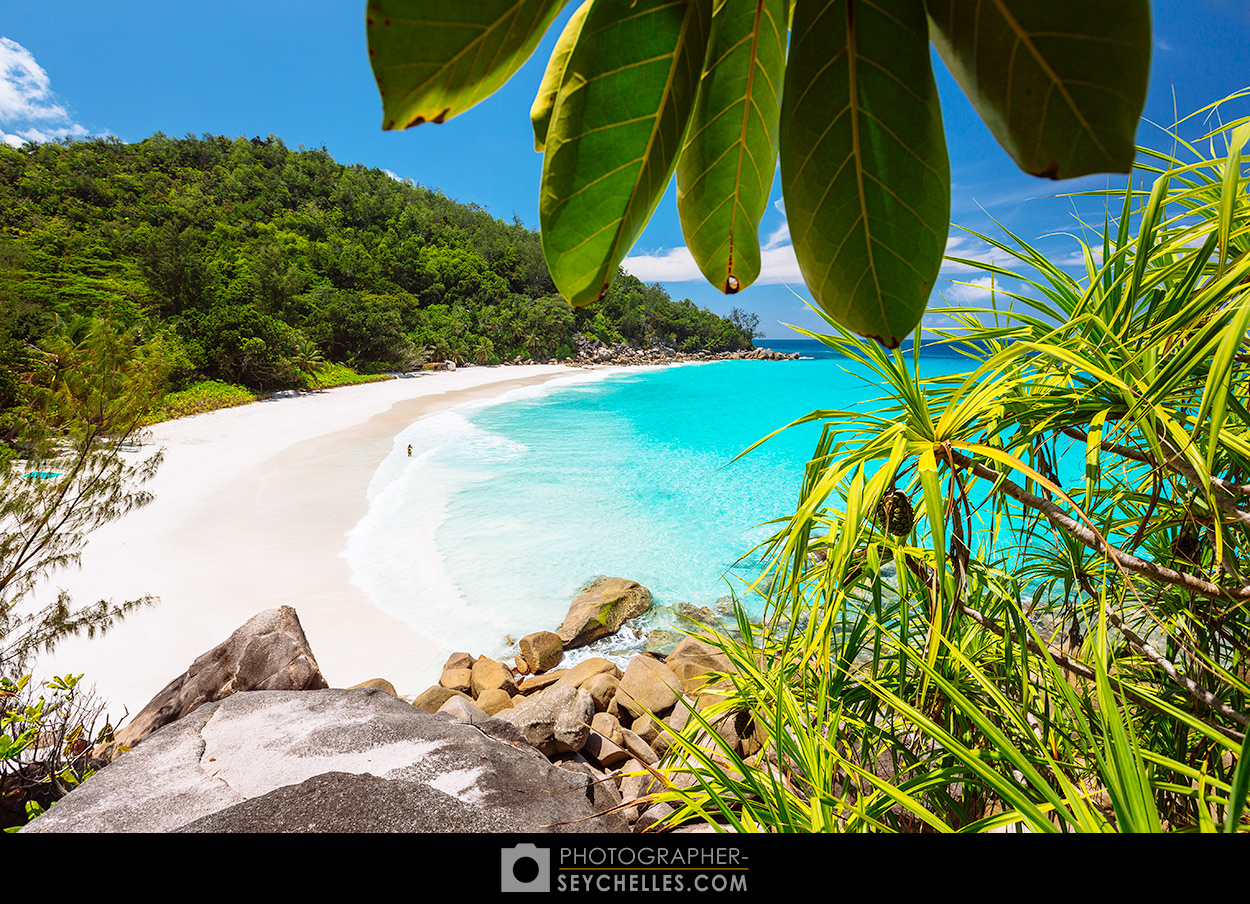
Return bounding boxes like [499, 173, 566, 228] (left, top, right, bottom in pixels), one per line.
[33, 365, 578, 718]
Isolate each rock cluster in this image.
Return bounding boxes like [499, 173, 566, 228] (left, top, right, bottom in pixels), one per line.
[504, 334, 799, 367]
[411, 639, 752, 832]
[32, 578, 753, 833]
[408, 577, 758, 832]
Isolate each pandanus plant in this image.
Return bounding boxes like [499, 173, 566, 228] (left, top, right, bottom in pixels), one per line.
[645, 98, 1250, 832]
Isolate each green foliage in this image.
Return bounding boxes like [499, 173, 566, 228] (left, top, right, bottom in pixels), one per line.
[0, 131, 755, 422]
[303, 363, 395, 390]
[368, 0, 569, 131]
[368, 0, 1151, 347]
[1, 671, 110, 829]
[649, 99, 1250, 832]
[539, 0, 711, 308]
[782, 0, 948, 345]
[149, 380, 258, 423]
[677, 0, 786, 294]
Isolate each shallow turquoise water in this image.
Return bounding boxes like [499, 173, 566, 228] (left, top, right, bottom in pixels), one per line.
[347, 340, 979, 662]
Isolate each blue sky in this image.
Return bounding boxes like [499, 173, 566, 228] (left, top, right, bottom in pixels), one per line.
[2, 1, 1248, 337]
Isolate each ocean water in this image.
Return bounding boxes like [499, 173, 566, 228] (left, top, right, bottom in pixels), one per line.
[345, 339, 978, 669]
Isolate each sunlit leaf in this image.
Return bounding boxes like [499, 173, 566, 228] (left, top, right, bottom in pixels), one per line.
[925, 0, 1151, 178]
[541, 0, 713, 307]
[677, 0, 788, 294]
[368, 0, 569, 130]
[530, 0, 592, 153]
[781, 0, 949, 347]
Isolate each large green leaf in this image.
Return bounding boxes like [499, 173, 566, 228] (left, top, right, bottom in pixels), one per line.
[676, 0, 789, 294]
[780, 0, 949, 347]
[925, 0, 1151, 178]
[541, 0, 713, 307]
[530, 1, 592, 153]
[368, 0, 568, 130]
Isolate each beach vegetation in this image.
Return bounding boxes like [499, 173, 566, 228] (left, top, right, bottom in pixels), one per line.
[646, 99, 1250, 832]
[367, 0, 1151, 346]
[302, 363, 394, 391]
[148, 380, 258, 423]
[0, 671, 112, 829]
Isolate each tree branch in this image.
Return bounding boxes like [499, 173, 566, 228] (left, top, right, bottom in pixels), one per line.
[945, 448, 1250, 603]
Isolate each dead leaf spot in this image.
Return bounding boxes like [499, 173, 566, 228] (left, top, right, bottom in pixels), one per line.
[725, 275, 740, 294]
[1029, 159, 1062, 180]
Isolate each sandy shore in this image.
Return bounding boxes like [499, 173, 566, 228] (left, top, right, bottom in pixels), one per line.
[34, 365, 579, 717]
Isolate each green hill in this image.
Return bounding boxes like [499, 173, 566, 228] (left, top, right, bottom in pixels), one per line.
[0, 133, 756, 438]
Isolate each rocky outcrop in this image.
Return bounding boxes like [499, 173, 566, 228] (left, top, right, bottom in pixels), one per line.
[39, 590, 747, 834]
[94, 606, 327, 762]
[26, 689, 627, 833]
[502, 684, 595, 755]
[500, 336, 801, 368]
[557, 577, 653, 649]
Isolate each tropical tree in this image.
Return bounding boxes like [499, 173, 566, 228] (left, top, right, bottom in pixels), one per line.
[1, 317, 165, 674]
[0, 318, 164, 824]
[366, 0, 1151, 346]
[644, 101, 1250, 832]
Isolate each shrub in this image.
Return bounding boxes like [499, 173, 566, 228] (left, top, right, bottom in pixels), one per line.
[150, 380, 257, 422]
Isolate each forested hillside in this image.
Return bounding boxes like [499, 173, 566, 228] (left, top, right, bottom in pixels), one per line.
[0, 133, 756, 441]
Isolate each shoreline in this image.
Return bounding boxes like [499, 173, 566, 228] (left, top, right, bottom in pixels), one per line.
[34, 364, 595, 716]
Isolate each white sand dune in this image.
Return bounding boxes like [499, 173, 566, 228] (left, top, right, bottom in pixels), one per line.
[33, 365, 575, 718]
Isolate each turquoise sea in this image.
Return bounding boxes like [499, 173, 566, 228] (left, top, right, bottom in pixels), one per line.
[346, 338, 979, 667]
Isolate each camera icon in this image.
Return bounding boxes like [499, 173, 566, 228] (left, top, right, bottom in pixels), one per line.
[501, 843, 551, 892]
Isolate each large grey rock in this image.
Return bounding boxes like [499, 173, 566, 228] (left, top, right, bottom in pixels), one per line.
[177, 772, 523, 833]
[26, 689, 626, 833]
[502, 684, 595, 756]
[557, 577, 653, 649]
[95, 607, 327, 761]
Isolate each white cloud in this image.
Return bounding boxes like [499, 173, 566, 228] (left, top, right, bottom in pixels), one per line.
[1054, 247, 1104, 267]
[939, 274, 1015, 305]
[621, 245, 702, 282]
[0, 38, 89, 147]
[941, 234, 1005, 274]
[623, 204, 806, 286]
[622, 236, 806, 286]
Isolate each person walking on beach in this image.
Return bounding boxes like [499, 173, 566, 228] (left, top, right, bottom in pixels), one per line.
[407, 444, 412, 457]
